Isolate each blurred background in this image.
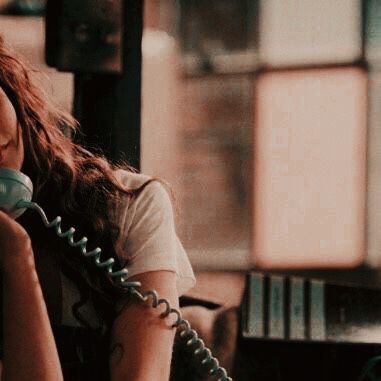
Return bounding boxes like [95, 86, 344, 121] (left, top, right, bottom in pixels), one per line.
[0, 0, 380, 277]
[4, 2, 381, 379]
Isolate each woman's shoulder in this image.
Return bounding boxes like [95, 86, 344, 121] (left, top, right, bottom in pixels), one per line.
[113, 168, 152, 190]
[110, 169, 173, 228]
[113, 168, 171, 204]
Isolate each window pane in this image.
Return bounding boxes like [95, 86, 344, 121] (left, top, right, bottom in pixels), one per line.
[364, 0, 381, 65]
[141, 29, 252, 269]
[253, 68, 368, 268]
[178, 0, 258, 74]
[259, 0, 361, 66]
[366, 71, 381, 266]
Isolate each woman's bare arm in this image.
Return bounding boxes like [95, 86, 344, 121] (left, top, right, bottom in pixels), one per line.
[0, 211, 63, 381]
[110, 271, 179, 381]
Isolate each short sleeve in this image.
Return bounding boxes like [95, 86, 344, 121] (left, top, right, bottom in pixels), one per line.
[112, 178, 196, 296]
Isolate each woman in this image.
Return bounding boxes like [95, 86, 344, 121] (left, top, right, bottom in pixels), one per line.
[0, 36, 195, 380]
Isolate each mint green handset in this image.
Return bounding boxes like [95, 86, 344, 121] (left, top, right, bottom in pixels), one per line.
[0, 167, 233, 381]
[0, 168, 33, 219]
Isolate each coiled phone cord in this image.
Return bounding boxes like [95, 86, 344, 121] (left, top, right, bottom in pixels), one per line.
[17, 200, 233, 381]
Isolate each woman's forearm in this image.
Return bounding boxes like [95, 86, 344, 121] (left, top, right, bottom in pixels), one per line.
[2, 250, 63, 381]
[110, 271, 179, 381]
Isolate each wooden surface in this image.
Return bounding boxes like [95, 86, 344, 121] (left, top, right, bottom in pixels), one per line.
[186, 271, 246, 307]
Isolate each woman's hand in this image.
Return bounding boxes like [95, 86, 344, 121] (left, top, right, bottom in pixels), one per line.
[0, 211, 64, 381]
[0, 210, 32, 271]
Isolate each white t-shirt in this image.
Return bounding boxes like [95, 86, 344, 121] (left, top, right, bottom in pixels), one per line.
[60, 170, 196, 327]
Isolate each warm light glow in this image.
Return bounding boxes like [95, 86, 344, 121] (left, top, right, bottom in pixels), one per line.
[259, 0, 362, 66]
[253, 67, 368, 268]
[140, 29, 181, 191]
[366, 72, 381, 266]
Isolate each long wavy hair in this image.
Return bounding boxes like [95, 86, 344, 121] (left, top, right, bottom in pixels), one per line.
[0, 36, 149, 329]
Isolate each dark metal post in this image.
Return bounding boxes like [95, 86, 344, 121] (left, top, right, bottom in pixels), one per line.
[46, 0, 144, 169]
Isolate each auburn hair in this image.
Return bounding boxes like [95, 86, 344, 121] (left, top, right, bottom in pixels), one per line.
[0, 35, 150, 329]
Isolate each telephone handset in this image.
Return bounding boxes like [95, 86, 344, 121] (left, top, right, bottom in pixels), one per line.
[0, 168, 33, 219]
[0, 167, 232, 381]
